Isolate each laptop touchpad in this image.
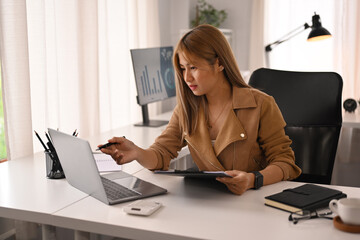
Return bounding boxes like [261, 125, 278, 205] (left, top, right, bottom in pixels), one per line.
[112, 176, 142, 189]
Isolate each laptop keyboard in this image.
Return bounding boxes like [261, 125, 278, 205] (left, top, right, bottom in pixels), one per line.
[100, 176, 141, 201]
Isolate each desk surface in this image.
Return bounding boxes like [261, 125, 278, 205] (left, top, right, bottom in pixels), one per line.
[0, 151, 143, 225]
[0, 152, 87, 224]
[1, 111, 360, 239]
[343, 111, 360, 128]
[52, 169, 360, 240]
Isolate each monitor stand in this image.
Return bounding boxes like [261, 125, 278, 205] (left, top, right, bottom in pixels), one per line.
[134, 105, 168, 127]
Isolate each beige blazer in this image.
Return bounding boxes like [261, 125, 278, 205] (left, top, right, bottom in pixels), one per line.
[149, 87, 301, 181]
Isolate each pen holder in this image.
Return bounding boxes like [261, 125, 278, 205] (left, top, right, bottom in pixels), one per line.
[45, 151, 65, 179]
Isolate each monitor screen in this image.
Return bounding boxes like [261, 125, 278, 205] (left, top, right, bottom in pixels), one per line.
[131, 46, 176, 106]
[130, 46, 176, 127]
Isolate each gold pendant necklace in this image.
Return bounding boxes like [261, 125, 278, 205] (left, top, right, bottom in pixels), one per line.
[208, 100, 231, 129]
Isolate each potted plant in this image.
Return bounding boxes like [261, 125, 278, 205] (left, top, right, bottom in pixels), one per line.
[191, 0, 227, 28]
[187, 0, 232, 47]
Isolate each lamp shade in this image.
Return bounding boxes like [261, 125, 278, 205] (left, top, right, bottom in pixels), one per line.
[307, 13, 331, 41]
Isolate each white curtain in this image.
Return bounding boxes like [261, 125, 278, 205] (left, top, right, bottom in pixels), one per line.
[333, 0, 360, 100]
[0, 0, 34, 160]
[248, 0, 266, 72]
[0, 0, 161, 159]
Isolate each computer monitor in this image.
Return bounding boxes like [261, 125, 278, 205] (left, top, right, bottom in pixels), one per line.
[131, 46, 176, 127]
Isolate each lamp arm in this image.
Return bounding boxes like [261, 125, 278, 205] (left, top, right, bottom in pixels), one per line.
[265, 23, 310, 52]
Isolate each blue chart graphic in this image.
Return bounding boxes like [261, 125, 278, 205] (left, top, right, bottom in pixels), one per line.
[132, 46, 176, 105]
[140, 66, 163, 96]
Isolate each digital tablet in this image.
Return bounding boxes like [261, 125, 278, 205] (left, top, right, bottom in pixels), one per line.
[154, 170, 232, 178]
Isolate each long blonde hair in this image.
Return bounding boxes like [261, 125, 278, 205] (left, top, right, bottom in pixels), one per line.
[173, 24, 249, 135]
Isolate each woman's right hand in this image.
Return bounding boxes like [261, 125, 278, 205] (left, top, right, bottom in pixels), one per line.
[98, 137, 139, 165]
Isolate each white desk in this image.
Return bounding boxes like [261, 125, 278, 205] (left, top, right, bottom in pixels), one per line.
[343, 111, 360, 128]
[0, 152, 87, 225]
[1, 111, 360, 239]
[0, 151, 145, 221]
[52, 169, 360, 240]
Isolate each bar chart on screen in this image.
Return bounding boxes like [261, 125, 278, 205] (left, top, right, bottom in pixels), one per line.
[140, 66, 165, 96]
[131, 47, 176, 106]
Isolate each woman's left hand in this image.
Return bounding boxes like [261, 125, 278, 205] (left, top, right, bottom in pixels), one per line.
[216, 170, 253, 195]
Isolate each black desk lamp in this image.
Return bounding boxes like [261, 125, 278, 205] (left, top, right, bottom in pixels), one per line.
[265, 12, 331, 67]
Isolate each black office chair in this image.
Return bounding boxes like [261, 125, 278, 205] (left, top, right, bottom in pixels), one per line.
[248, 68, 343, 184]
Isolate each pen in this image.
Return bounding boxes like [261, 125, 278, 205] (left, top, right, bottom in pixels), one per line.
[46, 141, 63, 172]
[96, 142, 117, 151]
[45, 132, 52, 144]
[45, 132, 56, 158]
[72, 129, 77, 136]
[34, 130, 49, 152]
[44, 132, 63, 171]
[96, 136, 126, 151]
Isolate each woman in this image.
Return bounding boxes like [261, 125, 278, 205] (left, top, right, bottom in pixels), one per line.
[99, 24, 301, 195]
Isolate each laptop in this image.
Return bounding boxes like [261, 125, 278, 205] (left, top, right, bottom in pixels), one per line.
[48, 128, 167, 205]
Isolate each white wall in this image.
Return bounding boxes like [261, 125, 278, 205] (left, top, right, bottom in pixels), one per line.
[158, 0, 253, 70]
[190, 0, 252, 70]
[158, 0, 191, 47]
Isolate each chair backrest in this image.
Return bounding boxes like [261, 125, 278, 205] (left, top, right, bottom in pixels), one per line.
[248, 68, 343, 184]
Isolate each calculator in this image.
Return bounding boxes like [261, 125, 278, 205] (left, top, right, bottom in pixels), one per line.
[123, 200, 162, 216]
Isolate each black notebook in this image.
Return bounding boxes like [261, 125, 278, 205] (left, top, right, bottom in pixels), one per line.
[265, 184, 347, 214]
